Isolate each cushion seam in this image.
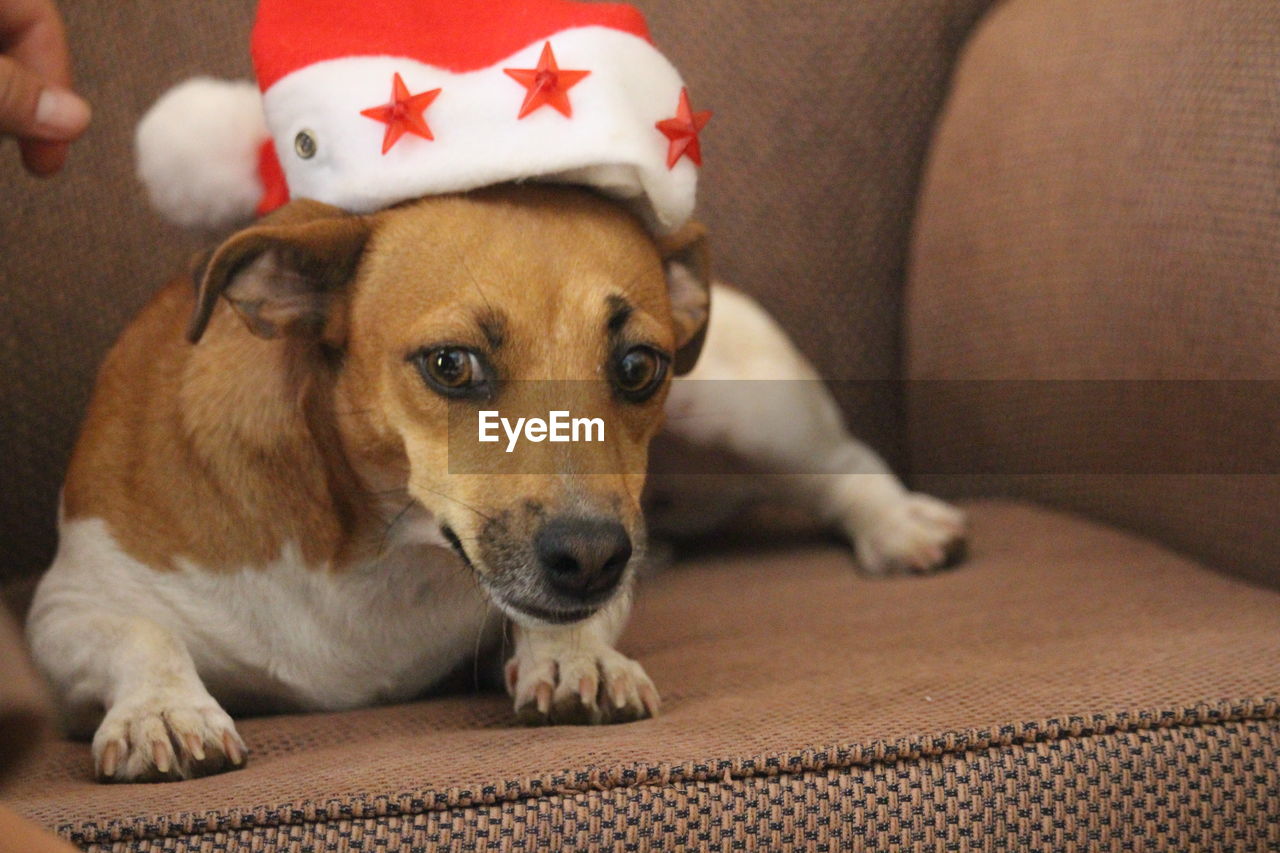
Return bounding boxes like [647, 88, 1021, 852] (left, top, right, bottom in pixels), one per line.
[56, 697, 1280, 846]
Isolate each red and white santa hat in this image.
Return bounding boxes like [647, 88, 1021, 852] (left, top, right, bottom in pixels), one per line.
[136, 0, 711, 234]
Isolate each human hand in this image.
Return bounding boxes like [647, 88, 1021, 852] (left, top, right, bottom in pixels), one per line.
[1, 0, 89, 176]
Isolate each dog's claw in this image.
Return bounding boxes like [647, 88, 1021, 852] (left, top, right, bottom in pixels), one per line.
[92, 688, 245, 782]
[507, 646, 657, 726]
[152, 739, 173, 774]
[640, 683, 661, 718]
[184, 733, 206, 761]
[223, 731, 245, 766]
[504, 661, 520, 694]
[98, 741, 120, 779]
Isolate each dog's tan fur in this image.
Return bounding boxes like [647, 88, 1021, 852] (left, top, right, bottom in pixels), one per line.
[65, 187, 704, 579]
[63, 277, 346, 572]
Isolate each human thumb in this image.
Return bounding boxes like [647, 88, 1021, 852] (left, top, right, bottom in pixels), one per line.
[0, 55, 90, 140]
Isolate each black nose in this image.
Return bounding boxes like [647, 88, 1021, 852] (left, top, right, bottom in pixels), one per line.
[535, 517, 632, 599]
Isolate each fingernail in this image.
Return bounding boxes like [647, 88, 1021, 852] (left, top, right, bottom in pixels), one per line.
[35, 89, 91, 137]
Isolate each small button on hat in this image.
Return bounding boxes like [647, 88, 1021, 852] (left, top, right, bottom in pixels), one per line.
[136, 0, 711, 234]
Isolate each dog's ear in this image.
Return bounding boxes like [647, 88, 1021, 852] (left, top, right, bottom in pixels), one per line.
[659, 222, 711, 376]
[187, 200, 372, 345]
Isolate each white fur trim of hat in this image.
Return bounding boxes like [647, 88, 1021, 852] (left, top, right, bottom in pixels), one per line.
[135, 0, 711, 235]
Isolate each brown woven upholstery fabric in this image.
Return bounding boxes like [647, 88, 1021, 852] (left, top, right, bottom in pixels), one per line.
[0, 0, 998, 584]
[65, 722, 1280, 852]
[6, 503, 1280, 850]
[904, 0, 1280, 588]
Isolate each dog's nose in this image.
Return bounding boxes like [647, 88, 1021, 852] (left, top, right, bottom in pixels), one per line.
[535, 517, 632, 599]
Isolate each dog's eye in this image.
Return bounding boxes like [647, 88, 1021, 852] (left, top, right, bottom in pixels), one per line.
[414, 347, 490, 398]
[613, 346, 669, 402]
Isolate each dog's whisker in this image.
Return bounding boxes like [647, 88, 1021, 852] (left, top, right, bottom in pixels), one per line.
[501, 617, 512, 680]
[377, 499, 417, 557]
[366, 490, 410, 499]
[661, 411, 734, 420]
[470, 597, 494, 694]
[442, 234, 498, 319]
[405, 479, 498, 524]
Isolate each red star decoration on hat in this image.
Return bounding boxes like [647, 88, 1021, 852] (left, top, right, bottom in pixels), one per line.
[360, 72, 442, 154]
[656, 88, 712, 169]
[504, 42, 591, 119]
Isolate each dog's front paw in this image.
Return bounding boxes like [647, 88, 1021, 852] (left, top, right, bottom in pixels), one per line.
[93, 687, 247, 783]
[505, 644, 659, 726]
[853, 493, 968, 576]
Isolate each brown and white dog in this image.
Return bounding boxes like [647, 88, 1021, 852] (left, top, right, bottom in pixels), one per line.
[26, 185, 966, 782]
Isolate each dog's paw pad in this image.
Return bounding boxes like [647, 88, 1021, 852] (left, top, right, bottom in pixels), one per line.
[93, 689, 247, 783]
[507, 647, 658, 726]
[854, 494, 968, 576]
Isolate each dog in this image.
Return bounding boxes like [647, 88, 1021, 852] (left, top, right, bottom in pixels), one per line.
[26, 184, 966, 782]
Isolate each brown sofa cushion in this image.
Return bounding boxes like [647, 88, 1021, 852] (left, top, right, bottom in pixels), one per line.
[6, 502, 1278, 850]
[905, 0, 1280, 588]
[1, 0, 998, 585]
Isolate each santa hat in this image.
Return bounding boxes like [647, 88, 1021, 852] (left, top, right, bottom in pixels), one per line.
[136, 0, 711, 234]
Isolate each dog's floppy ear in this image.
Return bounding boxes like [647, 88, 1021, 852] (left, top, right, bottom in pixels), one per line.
[187, 199, 372, 344]
[660, 222, 711, 376]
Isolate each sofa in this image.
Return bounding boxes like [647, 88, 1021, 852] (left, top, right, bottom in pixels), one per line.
[3, 0, 1278, 850]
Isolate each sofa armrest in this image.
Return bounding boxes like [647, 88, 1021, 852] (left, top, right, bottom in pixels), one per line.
[0, 807, 79, 853]
[905, 0, 1280, 587]
[0, 607, 50, 790]
[0, 606, 70, 853]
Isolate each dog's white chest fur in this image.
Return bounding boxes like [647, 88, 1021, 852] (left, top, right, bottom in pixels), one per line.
[32, 516, 497, 717]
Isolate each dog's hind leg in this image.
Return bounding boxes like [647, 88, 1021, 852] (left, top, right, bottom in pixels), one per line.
[26, 518, 247, 782]
[653, 284, 966, 574]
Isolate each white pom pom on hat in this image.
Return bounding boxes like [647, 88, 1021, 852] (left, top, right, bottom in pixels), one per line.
[134, 0, 711, 234]
[135, 78, 273, 229]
